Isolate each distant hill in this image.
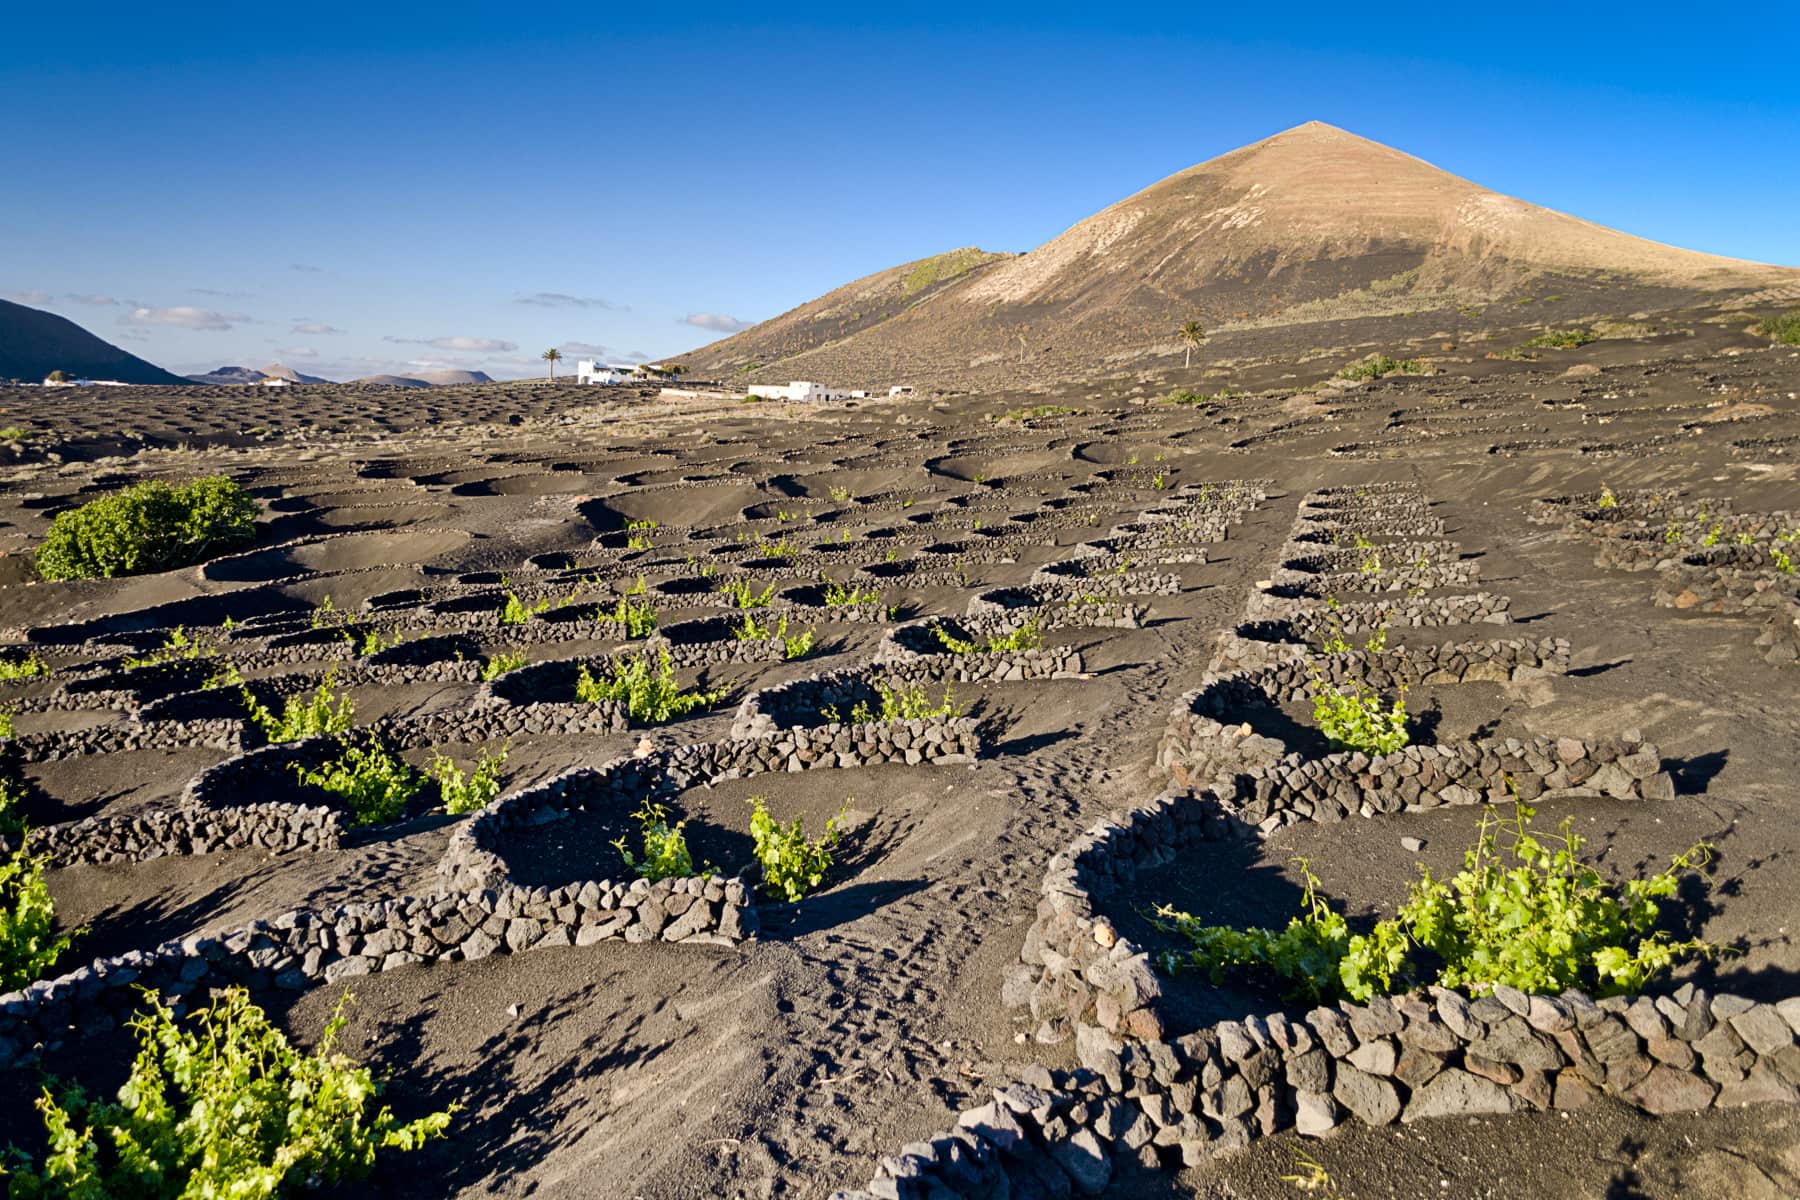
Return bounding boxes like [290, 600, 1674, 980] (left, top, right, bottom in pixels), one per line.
[0, 298, 186, 384]
[409, 368, 492, 385]
[187, 362, 331, 385]
[186, 366, 265, 385]
[349, 368, 493, 387]
[682, 121, 1800, 388]
[261, 362, 330, 384]
[352, 374, 433, 388]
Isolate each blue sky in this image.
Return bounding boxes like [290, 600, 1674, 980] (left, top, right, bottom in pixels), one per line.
[5, 3, 1796, 380]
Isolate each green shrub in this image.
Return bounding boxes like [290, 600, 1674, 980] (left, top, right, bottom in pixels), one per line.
[932, 626, 979, 654]
[480, 650, 527, 681]
[575, 648, 724, 724]
[1521, 327, 1595, 350]
[0, 775, 25, 839]
[1335, 355, 1426, 382]
[498, 591, 550, 625]
[1312, 680, 1409, 755]
[1155, 861, 1354, 1003]
[0, 652, 49, 681]
[122, 626, 213, 670]
[719, 579, 776, 610]
[427, 746, 508, 815]
[622, 518, 657, 551]
[749, 796, 844, 901]
[734, 613, 816, 659]
[1156, 804, 1717, 1002]
[243, 672, 355, 743]
[35, 476, 257, 581]
[310, 595, 343, 630]
[754, 534, 797, 559]
[782, 625, 817, 660]
[993, 405, 1078, 424]
[293, 738, 422, 827]
[612, 802, 701, 881]
[1754, 308, 1800, 346]
[8, 987, 452, 1197]
[604, 595, 658, 637]
[822, 579, 881, 608]
[0, 841, 70, 992]
[985, 620, 1041, 652]
[1159, 386, 1244, 405]
[0, 708, 16, 740]
[352, 628, 403, 657]
[821, 681, 962, 724]
[932, 620, 1041, 654]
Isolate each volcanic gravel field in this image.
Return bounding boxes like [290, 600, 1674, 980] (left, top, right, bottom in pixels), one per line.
[0, 307, 1796, 1199]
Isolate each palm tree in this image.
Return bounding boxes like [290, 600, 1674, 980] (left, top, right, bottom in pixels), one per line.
[1178, 320, 1207, 369]
[541, 347, 563, 380]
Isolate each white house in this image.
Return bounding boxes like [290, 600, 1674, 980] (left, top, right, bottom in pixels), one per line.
[576, 360, 632, 386]
[888, 385, 915, 397]
[745, 380, 851, 403]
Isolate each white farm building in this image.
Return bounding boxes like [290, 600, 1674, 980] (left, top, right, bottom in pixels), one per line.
[576, 360, 635, 385]
[745, 380, 851, 403]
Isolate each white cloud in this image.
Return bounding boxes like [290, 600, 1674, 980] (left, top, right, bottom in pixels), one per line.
[126, 306, 250, 331]
[5, 290, 53, 306]
[384, 335, 518, 352]
[278, 346, 320, 358]
[65, 293, 118, 306]
[291, 263, 323, 273]
[292, 322, 343, 335]
[683, 312, 754, 333]
[517, 292, 620, 309]
[558, 340, 608, 356]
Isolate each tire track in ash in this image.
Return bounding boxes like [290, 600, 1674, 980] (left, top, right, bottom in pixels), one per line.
[731, 492, 1301, 1197]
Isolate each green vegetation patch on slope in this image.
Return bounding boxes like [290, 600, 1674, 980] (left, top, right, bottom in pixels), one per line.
[900, 248, 1011, 297]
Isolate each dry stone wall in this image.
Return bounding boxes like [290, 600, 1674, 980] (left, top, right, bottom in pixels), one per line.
[826, 479, 1798, 1199]
[1535, 489, 1798, 665]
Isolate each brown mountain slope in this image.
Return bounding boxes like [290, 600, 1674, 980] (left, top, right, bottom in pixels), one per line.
[684, 122, 1798, 389]
[689, 247, 1012, 378]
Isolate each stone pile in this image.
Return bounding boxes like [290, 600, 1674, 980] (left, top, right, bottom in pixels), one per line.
[1757, 599, 1800, 666]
